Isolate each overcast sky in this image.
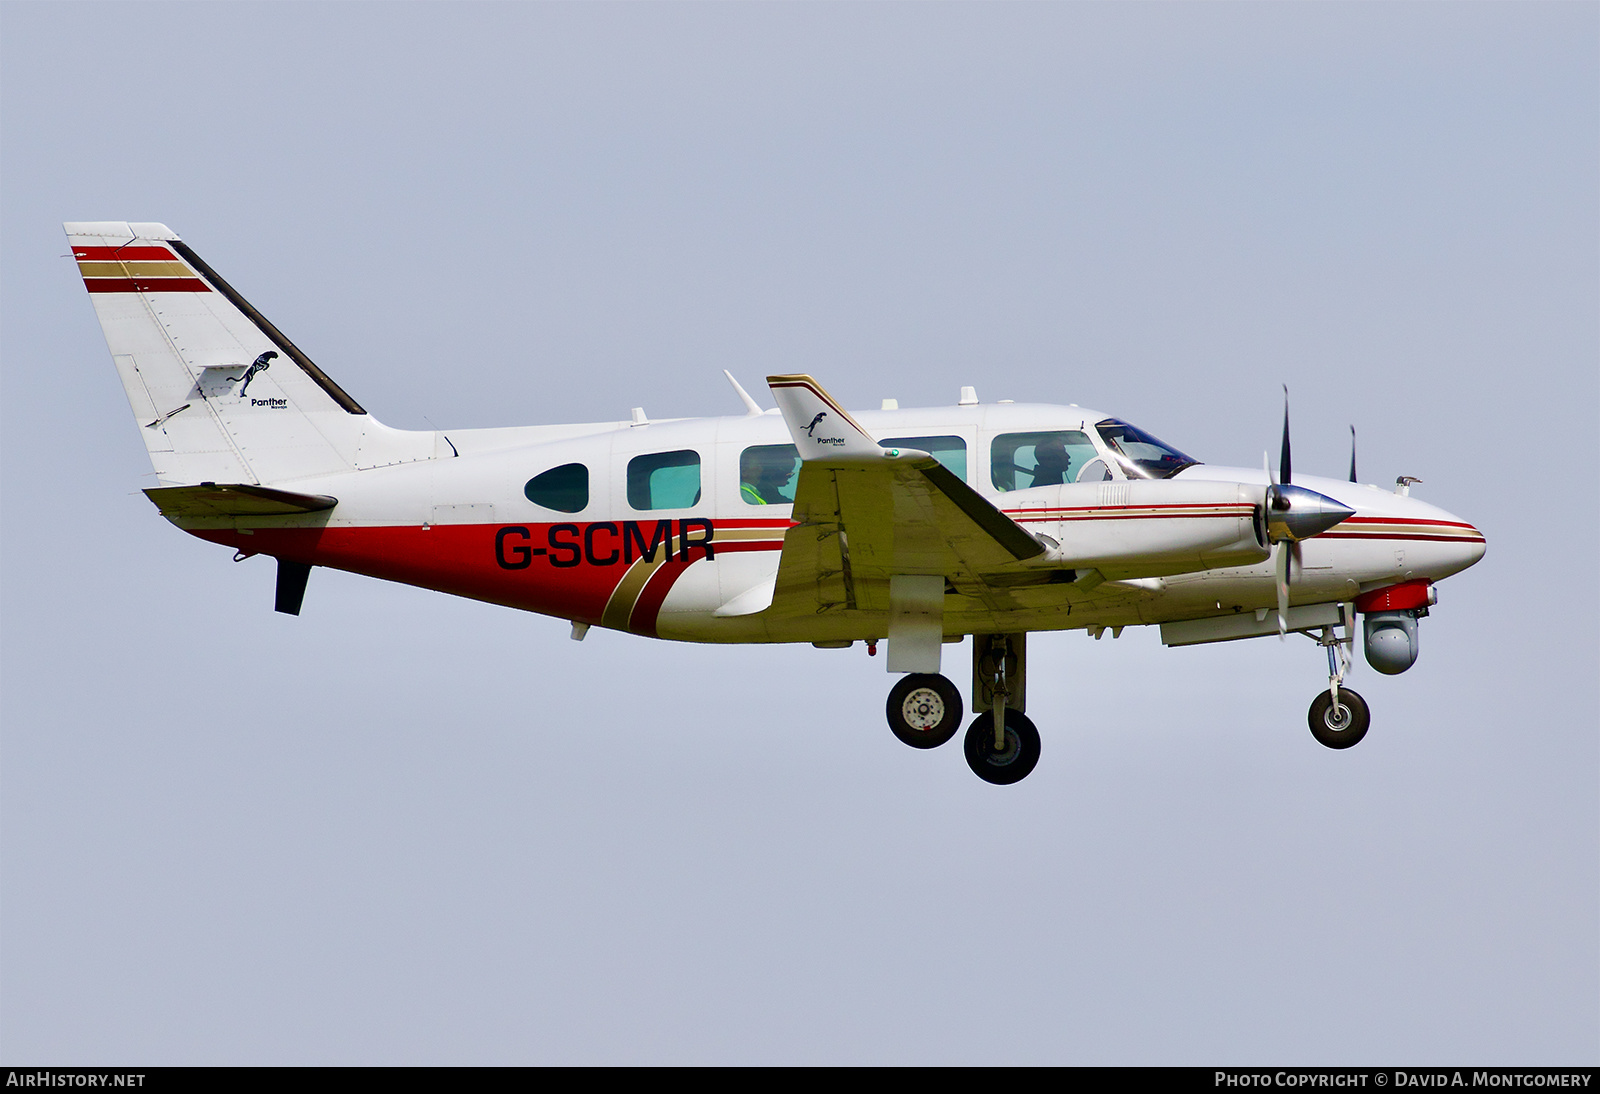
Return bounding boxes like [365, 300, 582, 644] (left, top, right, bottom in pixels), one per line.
[3, 2, 1595, 1064]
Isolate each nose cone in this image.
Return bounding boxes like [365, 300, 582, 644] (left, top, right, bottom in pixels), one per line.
[1268, 484, 1356, 542]
[1344, 494, 1486, 581]
[1400, 494, 1487, 578]
[1441, 513, 1487, 575]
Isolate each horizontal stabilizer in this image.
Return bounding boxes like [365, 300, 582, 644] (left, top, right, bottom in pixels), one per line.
[144, 483, 338, 518]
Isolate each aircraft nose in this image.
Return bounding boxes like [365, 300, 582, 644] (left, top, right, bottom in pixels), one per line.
[1414, 504, 1487, 580]
[1447, 516, 1487, 570]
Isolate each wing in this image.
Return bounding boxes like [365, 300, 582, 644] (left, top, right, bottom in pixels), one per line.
[764, 375, 1047, 620]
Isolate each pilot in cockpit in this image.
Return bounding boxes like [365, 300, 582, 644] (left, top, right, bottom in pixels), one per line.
[1029, 437, 1072, 487]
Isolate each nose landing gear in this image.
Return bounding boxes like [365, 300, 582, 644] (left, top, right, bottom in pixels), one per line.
[1309, 688, 1369, 749]
[1308, 613, 1370, 749]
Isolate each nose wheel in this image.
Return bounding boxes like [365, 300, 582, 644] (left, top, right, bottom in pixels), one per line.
[1309, 688, 1369, 749]
[1307, 615, 1371, 749]
[885, 673, 963, 749]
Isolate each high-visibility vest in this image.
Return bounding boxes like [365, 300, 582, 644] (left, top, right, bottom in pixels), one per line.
[740, 482, 766, 505]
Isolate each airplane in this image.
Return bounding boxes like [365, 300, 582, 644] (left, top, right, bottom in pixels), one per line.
[66, 221, 1486, 785]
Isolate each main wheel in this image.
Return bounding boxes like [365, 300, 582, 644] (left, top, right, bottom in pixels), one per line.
[886, 673, 964, 749]
[963, 708, 1041, 785]
[1308, 688, 1371, 749]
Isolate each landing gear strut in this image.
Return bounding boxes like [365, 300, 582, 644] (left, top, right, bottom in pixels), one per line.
[965, 633, 1040, 784]
[1307, 610, 1370, 749]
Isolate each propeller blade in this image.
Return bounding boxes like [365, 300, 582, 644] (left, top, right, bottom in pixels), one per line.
[1279, 385, 1292, 485]
[1349, 425, 1357, 483]
[1275, 543, 1291, 637]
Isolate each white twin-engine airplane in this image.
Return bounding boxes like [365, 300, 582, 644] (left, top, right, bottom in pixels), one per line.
[70, 221, 1485, 784]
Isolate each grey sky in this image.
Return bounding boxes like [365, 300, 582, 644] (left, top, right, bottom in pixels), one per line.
[2, 2, 1595, 1064]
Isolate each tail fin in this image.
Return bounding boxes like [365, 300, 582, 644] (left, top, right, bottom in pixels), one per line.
[66, 221, 427, 486]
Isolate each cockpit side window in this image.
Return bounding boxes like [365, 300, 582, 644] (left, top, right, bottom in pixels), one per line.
[739, 444, 800, 505]
[628, 450, 702, 510]
[1094, 419, 1199, 479]
[990, 431, 1098, 491]
[881, 435, 967, 481]
[524, 463, 589, 513]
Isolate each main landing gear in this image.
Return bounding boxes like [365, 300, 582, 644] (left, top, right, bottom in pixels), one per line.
[964, 707, 1041, 786]
[1306, 613, 1370, 749]
[886, 673, 963, 749]
[883, 633, 1040, 785]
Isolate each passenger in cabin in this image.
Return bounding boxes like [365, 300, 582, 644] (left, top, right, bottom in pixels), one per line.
[1030, 437, 1071, 486]
[740, 446, 799, 505]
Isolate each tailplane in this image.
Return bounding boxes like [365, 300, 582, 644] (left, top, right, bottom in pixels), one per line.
[67, 222, 428, 486]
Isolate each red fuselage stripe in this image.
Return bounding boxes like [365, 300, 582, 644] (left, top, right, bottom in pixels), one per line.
[1339, 516, 1478, 530]
[1005, 503, 1253, 516]
[1013, 511, 1248, 524]
[1320, 532, 1484, 542]
[192, 522, 782, 632]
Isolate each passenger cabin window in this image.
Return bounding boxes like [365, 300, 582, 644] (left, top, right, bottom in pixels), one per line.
[880, 435, 967, 481]
[739, 444, 800, 505]
[524, 463, 589, 513]
[991, 431, 1100, 491]
[628, 450, 702, 510]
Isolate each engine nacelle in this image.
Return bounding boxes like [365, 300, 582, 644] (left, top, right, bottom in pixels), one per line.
[1041, 479, 1271, 578]
[1364, 611, 1420, 675]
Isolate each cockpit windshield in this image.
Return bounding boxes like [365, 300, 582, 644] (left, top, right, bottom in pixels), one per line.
[1094, 419, 1199, 479]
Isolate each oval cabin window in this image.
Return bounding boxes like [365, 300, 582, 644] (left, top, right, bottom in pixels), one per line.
[524, 463, 589, 513]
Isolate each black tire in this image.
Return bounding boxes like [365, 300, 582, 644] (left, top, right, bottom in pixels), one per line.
[963, 708, 1041, 785]
[1308, 688, 1371, 749]
[886, 673, 964, 749]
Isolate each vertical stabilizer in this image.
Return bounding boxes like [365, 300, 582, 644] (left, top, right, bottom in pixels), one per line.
[66, 222, 428, 487]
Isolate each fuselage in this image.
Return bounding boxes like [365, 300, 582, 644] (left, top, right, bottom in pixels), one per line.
[172, 400, 1485, 644]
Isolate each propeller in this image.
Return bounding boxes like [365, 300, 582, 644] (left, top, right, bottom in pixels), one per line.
[1265, 390, 1298, 636]
[1349, 425, 1357, 484]
[1262, 387, 1355, 636]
